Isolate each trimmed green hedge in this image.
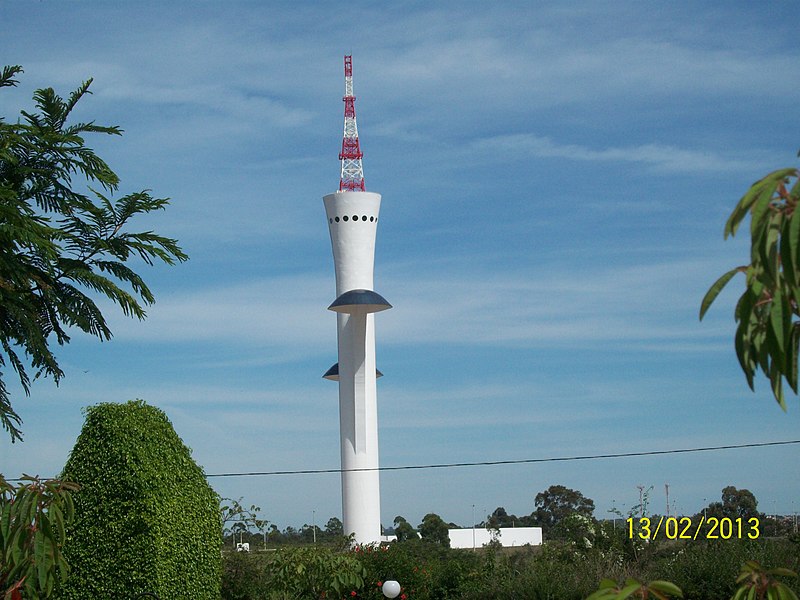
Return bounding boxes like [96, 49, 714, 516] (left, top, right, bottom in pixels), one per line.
[58, 400, 221, 599]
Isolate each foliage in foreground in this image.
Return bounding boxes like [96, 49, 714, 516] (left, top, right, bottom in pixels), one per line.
[58, 400, 221, 599]
[221, 536, 800, 600]
[587, 578, 683, 600]
[0, 475, 78, 599]
[0, 65, 187, 442]
[731, 560, 799, 600]
[701, 163, 800, 408]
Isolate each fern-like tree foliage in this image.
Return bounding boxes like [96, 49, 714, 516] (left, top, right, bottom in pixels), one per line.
[0, 65, 187, 441]
[701, 162, 800, 409]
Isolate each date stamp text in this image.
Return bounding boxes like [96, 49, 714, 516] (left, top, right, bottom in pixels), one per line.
[627, 517, 760, 540]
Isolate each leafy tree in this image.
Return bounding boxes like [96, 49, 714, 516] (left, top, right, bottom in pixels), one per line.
[283, 525, 298, 540]
[393, 515, 416, 542]
[59, 400, 221, 599]
[0, 475, 78, 598]
[702, 486, 760, 521]
[221, 496, 267, 548]
[418, 513, 451, 547]
[301, 522, 321, 543]
[700, 162, 800, 408]
[721, 486, 760, 519]
[486, 506, 531, 529]
[531, 484, 595, 536]
[231, 522, 247, 547]
[0, 65, 187, 442]
[487, 506, 513, 529]
[325, 516, 344, 536]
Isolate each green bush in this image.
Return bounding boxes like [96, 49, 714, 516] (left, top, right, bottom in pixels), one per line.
[57, 400, 221, 599]
[265, 546, 366, 598]
[657, 540, 800, 600]
[454, 544, 632, 600]
[218, 538, 800, 600]
[354, 542, 438, 599]
[221, 551, 267, 600]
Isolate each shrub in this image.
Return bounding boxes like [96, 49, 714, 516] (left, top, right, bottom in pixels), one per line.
[265, 546, 366, 598]
[221, 551, 266, 600]
[657, 540, 800, 600]
[0, 475, 78, 598]
[354, 542, 437, 599]
[57, 400, 221, 599]
[217, 537, 800, 600]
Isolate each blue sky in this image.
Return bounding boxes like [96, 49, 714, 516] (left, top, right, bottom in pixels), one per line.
[3, 1, 800, 530]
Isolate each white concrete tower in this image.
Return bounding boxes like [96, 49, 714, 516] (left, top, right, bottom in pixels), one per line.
[323, 55, 390, 545]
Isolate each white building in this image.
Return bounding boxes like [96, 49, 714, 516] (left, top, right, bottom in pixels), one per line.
[448, 527, 543, 549]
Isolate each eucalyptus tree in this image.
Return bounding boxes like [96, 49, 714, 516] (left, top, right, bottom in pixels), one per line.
[532, 484, 595, 536]
[392, 515, 416, 542]
[418, 513, 451, 547]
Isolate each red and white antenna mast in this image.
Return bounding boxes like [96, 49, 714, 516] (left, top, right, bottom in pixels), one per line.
[339, 55, 365, 192]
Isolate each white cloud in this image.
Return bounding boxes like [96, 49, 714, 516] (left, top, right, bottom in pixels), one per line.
[97, 257, 729, 355]
[471, 133, 775, 174]
[378, 258, 728, 347]
[362, 8, 800, 116]
[102, 274, 334, 347]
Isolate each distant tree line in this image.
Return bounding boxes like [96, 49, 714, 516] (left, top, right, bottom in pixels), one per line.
[225, 483, 798, 551]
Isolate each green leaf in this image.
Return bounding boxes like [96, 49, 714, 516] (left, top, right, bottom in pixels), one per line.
[776, 583, 799, 600]
[700, 267, 742, 320]
[750, 186, 777, 238]
[649, 580, 683, 598]
[768, 567, 799, 579]
[50, 500, 64, 542]
[787, 325, 800, 393]
[615, 582, 643, 600]
[34, 530, 47, 590]
[770, 360, 787, 410]
[746, 265, 766, 298]
[768, 294, 788, 370]
[726, 168, 797, 238]
[727, 182, 769, 239]
[734, 306, 756, 389]
[762, 211, 783, 285]
[784, 208, 800, 288]
[586, 588, 616, 600]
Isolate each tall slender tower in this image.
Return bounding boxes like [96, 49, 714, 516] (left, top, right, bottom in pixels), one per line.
[323, 55, 390, 545]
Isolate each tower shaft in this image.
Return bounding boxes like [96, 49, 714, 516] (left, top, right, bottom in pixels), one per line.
[324, 55, 390, 546]
[324, 192, 385, 544]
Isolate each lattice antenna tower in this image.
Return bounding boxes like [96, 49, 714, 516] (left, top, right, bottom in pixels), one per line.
[339, 55, 365, 191]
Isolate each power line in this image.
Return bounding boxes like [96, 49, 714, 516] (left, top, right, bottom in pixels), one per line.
[204, 439, 800, 478]
[10, 439, 797, 483]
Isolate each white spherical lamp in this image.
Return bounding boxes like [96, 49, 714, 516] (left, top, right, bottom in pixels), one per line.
[382, 580, 401, 598]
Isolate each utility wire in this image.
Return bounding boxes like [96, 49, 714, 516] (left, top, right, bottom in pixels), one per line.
[10, 440, 797, 483]
[204, 439, 800, 478]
